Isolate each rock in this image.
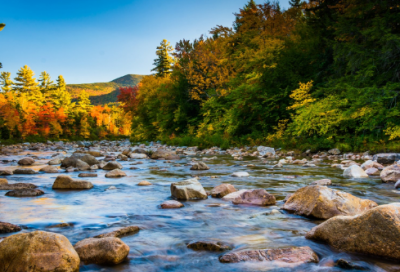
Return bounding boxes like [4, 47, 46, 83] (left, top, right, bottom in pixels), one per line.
[170, 178, 207, 200]
[52, 175, 93, 189]
[373, 153, 400, 164]
[106, 186, 117, 191]
[0, 183, 37, 190]
[190, 162, 210, 170]
[94, 226, 139, 238]
[87, 151, 103, 157]
[211, 184, 237, 198]
[257, 146, 275, 156]
[103, 161, 123, 170]
[306, 203, 400, 260]
[105, 169, 127, 178]
[222, 189, 251, 201]
[161, 200, 184, 209]
[78, 173, 98, 177]
[74, 237, 129, 265]
[76, 159, 90, 171]
[0, 169, 13, 175]
[48, 158, 62, 165]
[283, 185, 378, 219]
[0, 231, 80, 271]
[231, 171, 250, 177]
[380, 164, 400, 183]
[328, 148, 341, 155]
[151, 149, 180, 160]
[187, 241, 231, 252]
[5, 189, 44, 197]
[283, 193, 293, 202]
[40, 165, 59, 173]
[343, 165, 368, 178]
[129, 153, 148, 159]
[18, 157, 35, 165]
[89, 164, 98, 170]
[138, 180, 152, 186]
[219, 246, 319, 265]
[61, 156, 79, 168]
[365, 167, 380, 176]
[395, 180, 400, 189]
[0, 221, 21, 233]
[47, 223, 72, 228]
[335, 259, 368, 270]
[0, 178, 8, 185]
[311, 179, 332, 186]
[79, 154, 99, 166]
[361, 160, 384, 170]
[13, 168, 37, 175]
[232, 189, 276, 206]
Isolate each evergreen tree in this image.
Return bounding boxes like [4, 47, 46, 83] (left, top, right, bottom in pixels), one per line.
[76, 90, 91, 114]
[0, 72, 13, 93]
[289, 0, 301, 8]
[38, 71, 55, 97]
[13, 65, 43, 104]
[152, 39, 174, 77]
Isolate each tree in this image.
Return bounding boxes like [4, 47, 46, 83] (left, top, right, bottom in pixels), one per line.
[152, 39, 174, 77]
[13, 65, 43, 105]
[76, 90, 91, 114]
[51, 75, 73, 112]
[38, 71, 55, 97]
[117, 85, 139, 113]
[0, 72, 13, 93]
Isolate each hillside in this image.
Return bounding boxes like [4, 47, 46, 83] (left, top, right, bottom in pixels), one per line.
[67, 74, 145, 105]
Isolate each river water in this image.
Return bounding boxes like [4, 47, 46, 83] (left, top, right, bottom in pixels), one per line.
[0, 148, 399, 271]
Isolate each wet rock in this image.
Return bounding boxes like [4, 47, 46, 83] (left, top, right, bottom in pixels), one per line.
[219, 246, 319, 265]
[0, 221, 21, 233]
[94, 226, 140, 238]
[161, 200, 184, 209]
[40, 165, 59, 173]
[365, 167, 380, 176]
[73, 154, 99, 166]
[211, 184, 237, 198]
[0, 231, 80, 271]
[187, 241, 231, 252]
[6, 189, 44, 197]
[0, 183, 37, 190]
[48, 157, 62, 165]
[90, 164, 98, 170]
[257, 146, 275, 156]
[52, 175, 93, 189]
[0, 169, 13, 175]
[106, 186, 117, 190]
[105, 169, 127, 178]
[190, 161, 210, 170]
[283, 185, 377, 219]
[76, 159, 90, 171]
[103, 161, 123, 170]
[61, 156, 79, 168]
[335, 259, 369, 270]
[222, 189, 251, 201]
[311, 179, 332, 186]
[328, 148, 341, 155]
[47, 223, 72, 228]
[87, 151, 103, 157]
[231, 171, 250, 177]
[373, 153, 400, 165]
[78, 173, 97, 177]
[171, 178, 207, 200]
[74, 237, 129, 265]
[151, 149, 180, 160]
[18, 157, 35, 165]
[0, 178, 8, 185]
[13, 168, 37, 175]
[395, 180, 400, 189]
[343, 165, 368, 178]
[138, 180, 152, 186]
[380, 164, 400, 183]
[232, 189, 276, 206]
[283, 193, 293, 203]
[130, 153, 148, 159]
[306, 204, 400, 260]
[361, 160, 384, 170]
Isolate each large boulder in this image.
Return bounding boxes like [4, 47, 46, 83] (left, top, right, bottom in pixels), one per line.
[0, 221, 21, 233]
[232, 189, 276, 206]
[361, 160, 384, 170]
[219, 246, 319, 265]
[0, 169, 13, 175]
[373, 153, 400, 164]
[343, 165, 368, 178]
[94, 226, 139, 238]
[6, 189, 44, 197]
[170, 178, 207, 200]
[79, 154, 99, 166]
[76, 159, 90, 171]
[13, 168, 37, 175]
[283, 185, 378, 219]
[365, 167, 380, 176]
[103, 161, 123, 170]
[105, 169, 127, 178]
[74, 237, 129, 265]
[0, 231, 80, 271]
[52, 175, 93, 189]
[190, 162, 210, 170]
[306, 203, 400, 260]
[151, 149, 180, 160]
[211, 184, 237, 198]
[18, 157, 35, 166]
[380, 164, 400, 183]
[0, 183, 37, 190]
[48, 157, 62, 165]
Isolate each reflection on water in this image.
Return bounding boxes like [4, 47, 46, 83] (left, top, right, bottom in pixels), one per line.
[0, 150, 399, 271]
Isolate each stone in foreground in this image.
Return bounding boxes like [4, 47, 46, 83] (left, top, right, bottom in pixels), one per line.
[380, 164, 400, 183]
[283, 185, 377, 219]
[232, 189, 276, 206]
[105, 169, 127, 178]
[74, 237, 129, 265]
[52, 175, 93, 189]
[0, 231, 80, 271]
[211, 184, 237, 198]
[170, 178, 207, 200]
[6, 189, 44, 197]
[219, 246, 319, 265]
[187, 241, 231, 252]
[0, 221, 21, 233]
[94, 226, 140, 238]
[161, 200, 184, 209]
[306, 203, 400, 260]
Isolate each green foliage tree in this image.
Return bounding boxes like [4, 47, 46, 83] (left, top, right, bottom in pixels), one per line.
[152, 39, 174, 77]
[0, 72, 13, 93]
[38, 71, 55, 98]
[13, 65, 43, 105]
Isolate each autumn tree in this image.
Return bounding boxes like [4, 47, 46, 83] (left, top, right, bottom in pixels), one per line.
[117, 85, 139, 113]
[38, 71, 55, 98]
[152, 39, 174, 77]
[0, 72, 13, 93]
[14, 65, 43, 105]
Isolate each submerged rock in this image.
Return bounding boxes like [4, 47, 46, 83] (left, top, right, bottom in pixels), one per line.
[94, 226, 140, 238]
[52, 175, 93, 189]
[222, 189, 251, 201]
[5, 189, 44, 197]
[335, 259, 369, 270]
[170, 178, 207, 200]
[78, 173, 97, 177]
[283, 185, 377, 219]
[380, 164, 400, 183]
[161, 200, 184, 209]
[0, 178, 8, 185]
[0, 221, 21, 233]
[343, 165, 368, 178]
[74, 237, 129, 265]
[105, 169, 127, 178]
[0, 231, 80, 271]
[211, 184, 237, 198]
[306, 203, 400, 260]
[232, 189, 276, 206]
[0, 183, 37, 190]
[190, 161, 210, 170]
[219, 246, 319, 265]
[18, 157, 35, 166]
[187, 241, 231, 252]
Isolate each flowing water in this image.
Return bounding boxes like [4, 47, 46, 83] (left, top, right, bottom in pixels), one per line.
[1, 148, 400, 271]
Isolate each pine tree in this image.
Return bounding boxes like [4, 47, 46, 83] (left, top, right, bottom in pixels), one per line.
[76, 90, 91, 114]
[51, 75, 73, 112]
[152, 39, 174, 77]
[289, 0, 301, 8]
[38, 71, 55, 97]
[13, 65, 43, 105]
[0, 72, 13, 93]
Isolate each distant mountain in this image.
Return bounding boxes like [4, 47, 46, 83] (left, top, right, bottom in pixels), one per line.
[67, 74, 145, 105]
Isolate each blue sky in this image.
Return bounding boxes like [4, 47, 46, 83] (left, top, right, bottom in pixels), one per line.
[0, 0, 290, 84]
